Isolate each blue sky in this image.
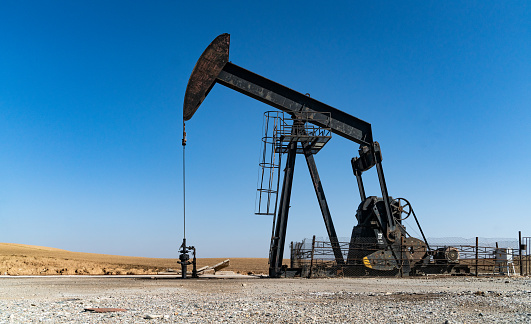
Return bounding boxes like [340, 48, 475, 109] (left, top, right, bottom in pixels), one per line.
[1, 1, 530, 258]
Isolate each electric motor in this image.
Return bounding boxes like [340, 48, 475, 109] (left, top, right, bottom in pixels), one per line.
[434, 247, 459, 264]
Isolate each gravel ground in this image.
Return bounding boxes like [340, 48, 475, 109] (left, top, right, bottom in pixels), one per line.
[0, 275, 530, 323]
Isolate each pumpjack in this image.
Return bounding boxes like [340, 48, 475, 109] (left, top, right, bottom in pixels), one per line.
[183, 34, 460, 277]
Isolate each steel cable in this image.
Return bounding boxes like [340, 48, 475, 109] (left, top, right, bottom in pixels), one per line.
[182, 121, 187, 240]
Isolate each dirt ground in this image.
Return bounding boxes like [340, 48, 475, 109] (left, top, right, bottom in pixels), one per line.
[0, 243, 273, 276]
[0, 275, 522, 300]
[1, 276, 530, 323]
[2, 244, 531, 322]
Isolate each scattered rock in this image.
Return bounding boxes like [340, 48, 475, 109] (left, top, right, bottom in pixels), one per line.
[84, 308, 127, 313]
[2, 276, 530, 323]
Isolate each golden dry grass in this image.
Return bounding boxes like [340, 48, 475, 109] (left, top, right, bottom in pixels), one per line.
[0, 243, 275, 276]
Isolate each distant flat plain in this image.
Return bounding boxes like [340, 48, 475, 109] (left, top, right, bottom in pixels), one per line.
[0, 243, 270, 275]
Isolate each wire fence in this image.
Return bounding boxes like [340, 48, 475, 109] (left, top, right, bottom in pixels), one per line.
[289, 236, 525, 278]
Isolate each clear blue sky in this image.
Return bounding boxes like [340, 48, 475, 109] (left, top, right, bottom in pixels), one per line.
[1, 1, 529, 258]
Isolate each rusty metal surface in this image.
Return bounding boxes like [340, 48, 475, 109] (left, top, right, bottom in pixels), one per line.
[84, 308, 127, 313]
[183, 33, 230, 121]
[364, 250, 397, 271]
[402, 236, 427, 262]
[291, 237, 483, 277]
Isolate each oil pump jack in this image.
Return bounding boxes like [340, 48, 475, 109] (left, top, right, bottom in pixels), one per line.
[183, 34, 458, 277]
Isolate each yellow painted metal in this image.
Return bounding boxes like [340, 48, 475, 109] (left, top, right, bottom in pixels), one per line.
[363, 256, 372, 269]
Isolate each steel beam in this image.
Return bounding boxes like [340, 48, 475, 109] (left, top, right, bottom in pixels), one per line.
[216, 63, 373, 145]
[269, 140, 297, 278]
[302, 141, 345, 265]
[351, 157, 367, 202]
[373, 143, 396, 239]
[183, 34, 373, 145]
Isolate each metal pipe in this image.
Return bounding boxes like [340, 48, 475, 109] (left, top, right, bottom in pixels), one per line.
[191, 247, 198, 278]
[519, 231, 523, 276]
[290, 241, 294, 269]
[308, 235, 316, 278]
[179, 238, 189, 279]
[475, 237, 479, 277]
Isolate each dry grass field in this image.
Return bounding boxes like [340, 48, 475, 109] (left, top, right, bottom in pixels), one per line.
[0, 243, 273, 276]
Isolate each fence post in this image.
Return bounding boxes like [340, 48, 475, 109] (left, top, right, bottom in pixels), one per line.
[308, 235, 316, 279]
[475, 237, 479, 277]
[519, 231, 523, 276]
[290, 241, 294, 269]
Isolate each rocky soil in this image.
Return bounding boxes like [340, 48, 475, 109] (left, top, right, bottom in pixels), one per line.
[0, 275, 530, 323]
